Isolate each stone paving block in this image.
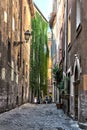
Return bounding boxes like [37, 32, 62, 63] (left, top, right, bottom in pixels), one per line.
[0, 104, 81, 130]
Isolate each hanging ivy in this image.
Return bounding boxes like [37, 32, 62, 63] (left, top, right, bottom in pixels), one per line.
[30, 12, 49, 98]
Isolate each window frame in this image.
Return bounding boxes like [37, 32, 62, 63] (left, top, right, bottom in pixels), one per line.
[76, 0, 81, 29]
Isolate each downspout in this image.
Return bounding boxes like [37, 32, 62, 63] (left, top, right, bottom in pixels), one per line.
[20, 0, 23, 67]
[64, 0, 68, 90]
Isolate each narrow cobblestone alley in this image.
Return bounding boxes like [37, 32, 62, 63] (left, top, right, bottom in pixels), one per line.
[0, 104, 82, 130]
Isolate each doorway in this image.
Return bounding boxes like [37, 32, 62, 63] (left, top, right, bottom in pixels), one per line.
[74, 66, 79, 119]
[67, 73, 70, 114]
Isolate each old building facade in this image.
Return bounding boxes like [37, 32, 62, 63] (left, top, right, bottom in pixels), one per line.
[0, 0, 34, 112]
[47, 32, 53, 98]
[66, 0, 87, 128]
[29, 3, 48, 102]
[50, 0, 87, 128]
[49, 0, 65, 102]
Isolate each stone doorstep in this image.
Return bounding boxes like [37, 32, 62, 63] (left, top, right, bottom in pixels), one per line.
[79, 122, 87, 129]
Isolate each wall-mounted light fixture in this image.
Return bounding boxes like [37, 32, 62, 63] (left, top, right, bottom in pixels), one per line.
[24, 30, 32, 41]
[14, 30, 32, 46]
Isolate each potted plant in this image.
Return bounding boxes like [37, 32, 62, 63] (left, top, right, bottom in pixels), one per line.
[52, 64, 63, 109]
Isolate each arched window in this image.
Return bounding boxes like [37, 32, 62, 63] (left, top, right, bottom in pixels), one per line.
[76, 0, 81, 28]
[8, 41, 11, 63]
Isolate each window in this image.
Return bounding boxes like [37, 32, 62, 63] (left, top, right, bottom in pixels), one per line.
[12, 17, 15, 31]
[1, 68, 5, 80]
[16, 66, 18, 84]
[24, 6, 26, 29]
[11, 61, 14, 81]
[24, 6, 26, 14]
[26, 64, 28, 79]
[8, 41, 11, 63]
[23, 60, 25, 75]
[76, 0, 81, 28]
[17, 52, 20, 71]
[4, 11, 7, 23]
[68, 15, 71, 45]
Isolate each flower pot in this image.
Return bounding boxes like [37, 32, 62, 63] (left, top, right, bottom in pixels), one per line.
[56, 103, 62, 109]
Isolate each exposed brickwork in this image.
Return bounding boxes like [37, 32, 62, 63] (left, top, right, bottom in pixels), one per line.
[0, 0, 34, 112]
[67, 0, 87, 126]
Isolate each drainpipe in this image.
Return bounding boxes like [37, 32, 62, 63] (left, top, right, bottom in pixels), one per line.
[20, 0, 22, 67]
[64, 0, 68, 90]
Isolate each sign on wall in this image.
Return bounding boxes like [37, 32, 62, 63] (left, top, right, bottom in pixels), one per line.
[83, 75, 87, 90]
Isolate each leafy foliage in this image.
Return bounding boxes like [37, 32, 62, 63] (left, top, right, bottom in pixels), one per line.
[52, 64, 63, 84]
[30, 12, 48, 97]
[52, 64, 58, 78]
[59, 76, 70, 95]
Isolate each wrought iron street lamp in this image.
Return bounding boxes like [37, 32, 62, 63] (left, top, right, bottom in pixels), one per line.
[14, 30, 32, 46]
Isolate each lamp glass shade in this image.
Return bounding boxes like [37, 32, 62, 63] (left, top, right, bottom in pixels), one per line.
[24, 30, 31, 41]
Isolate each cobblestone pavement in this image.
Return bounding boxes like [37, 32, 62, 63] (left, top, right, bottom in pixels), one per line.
[0, 103, 82, 130]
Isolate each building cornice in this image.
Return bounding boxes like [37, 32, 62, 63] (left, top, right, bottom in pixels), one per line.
[49, 11, 56, 29]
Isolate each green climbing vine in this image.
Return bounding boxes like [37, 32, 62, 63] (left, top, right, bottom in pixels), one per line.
[30, 12, 49, 98]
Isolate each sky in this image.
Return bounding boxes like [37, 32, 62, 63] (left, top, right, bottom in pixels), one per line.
[33, 0, 53, 21]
